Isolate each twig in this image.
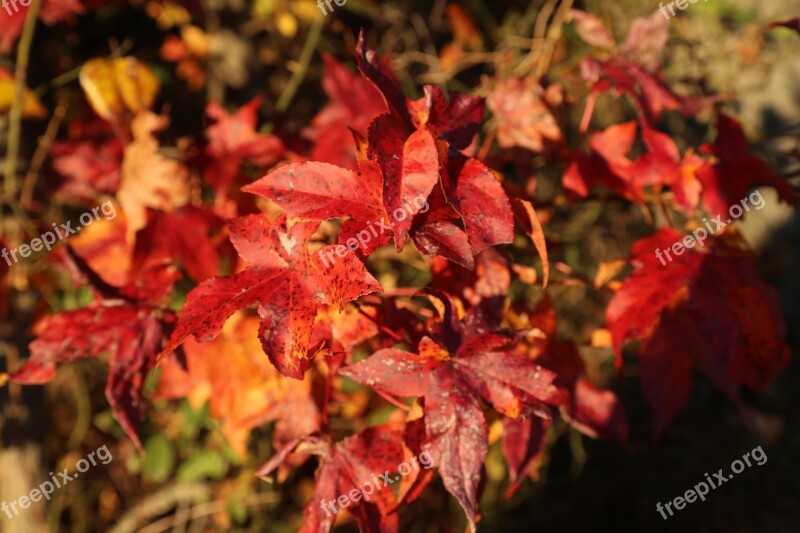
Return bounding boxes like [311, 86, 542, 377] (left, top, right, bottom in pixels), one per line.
[276, 15, 324, 113]
[514, 0, 556, 77]
[3, 0, 43, 203]
[533, 0, 574, 79]
[108, 484, 213, 533]
[136, 492, 279, 533]
[21, 98, 67, 209]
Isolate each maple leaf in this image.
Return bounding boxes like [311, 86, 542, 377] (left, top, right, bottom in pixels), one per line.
[367, 119, 441, 247]
[158, 214, 382, 378]
[133, 206, 225, 282]
[355, 32, 514, 255]
[485, 77, 562, 153]
[257, 423, 432, 533]
[249, 33, 508, 270]
[502, 415, 549, 497]
[563, 121, 706, 207]
[606, 228, 792, 436]
[696, 113, 797, 214]
[340, 293, 561, 531]
[305, 54, 388, 168]
[50, 118, 123, 201]
[506, 294, 628, 448]
[156, 312, 319, 457]
[203, 98, 285, 196]
[5, 249, 179, 450]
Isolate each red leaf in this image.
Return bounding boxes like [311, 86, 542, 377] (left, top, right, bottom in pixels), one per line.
[159, 214, 381, 378]
[502, 416, 549, 496]
[443, 156, 514, 253]
[607, 228, 792, 436]
[422, 85, 485, 151]
[696, 113, 797, 213]
[133, 206, 224, 282]
[50, 119, 123, 201]
[368, 122, 440, 248]
[355, 31, 412, 129]
[341, 305, 560, 530]
[244, 160, 383, 223]
[203, 98, 284, 195]
[9, 253, 177, 450]
[258, 425, 430, 533]
[307, 54, 388, 168]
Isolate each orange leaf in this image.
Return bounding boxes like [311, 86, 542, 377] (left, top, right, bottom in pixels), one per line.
[512, 199, 549, 287]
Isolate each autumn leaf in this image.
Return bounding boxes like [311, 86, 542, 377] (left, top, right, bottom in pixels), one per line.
[51, 118, 124, 201]
[203, 98, 285, 196]
[257, 424, 431, 533]
[502, 415, 549, 497]
[512, 198, 549, 287]
[158, 214, 382, 378]
[0, 70, 47, 118]
[156, 312, 319, 457]
[341, 293, 561, 531]
[486, 77, 562, 153]
[696, 113, 797, 214]
[368, 120, 441, 247]
[607, 228, 792, 436]
[79, 57, 160, 122]
[7, 249, 179, 450]
[306, 54, 388, 168]
[118, 112, 191, 239]
[133, 206, 225, 283]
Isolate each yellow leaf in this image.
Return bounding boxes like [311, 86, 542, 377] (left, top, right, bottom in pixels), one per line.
[0, 78, 47, 118]
[79, 57, 160, 121]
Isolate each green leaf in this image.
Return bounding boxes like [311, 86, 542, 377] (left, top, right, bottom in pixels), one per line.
[177, 450, 228, 483]
[142, 435, 175, 483]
